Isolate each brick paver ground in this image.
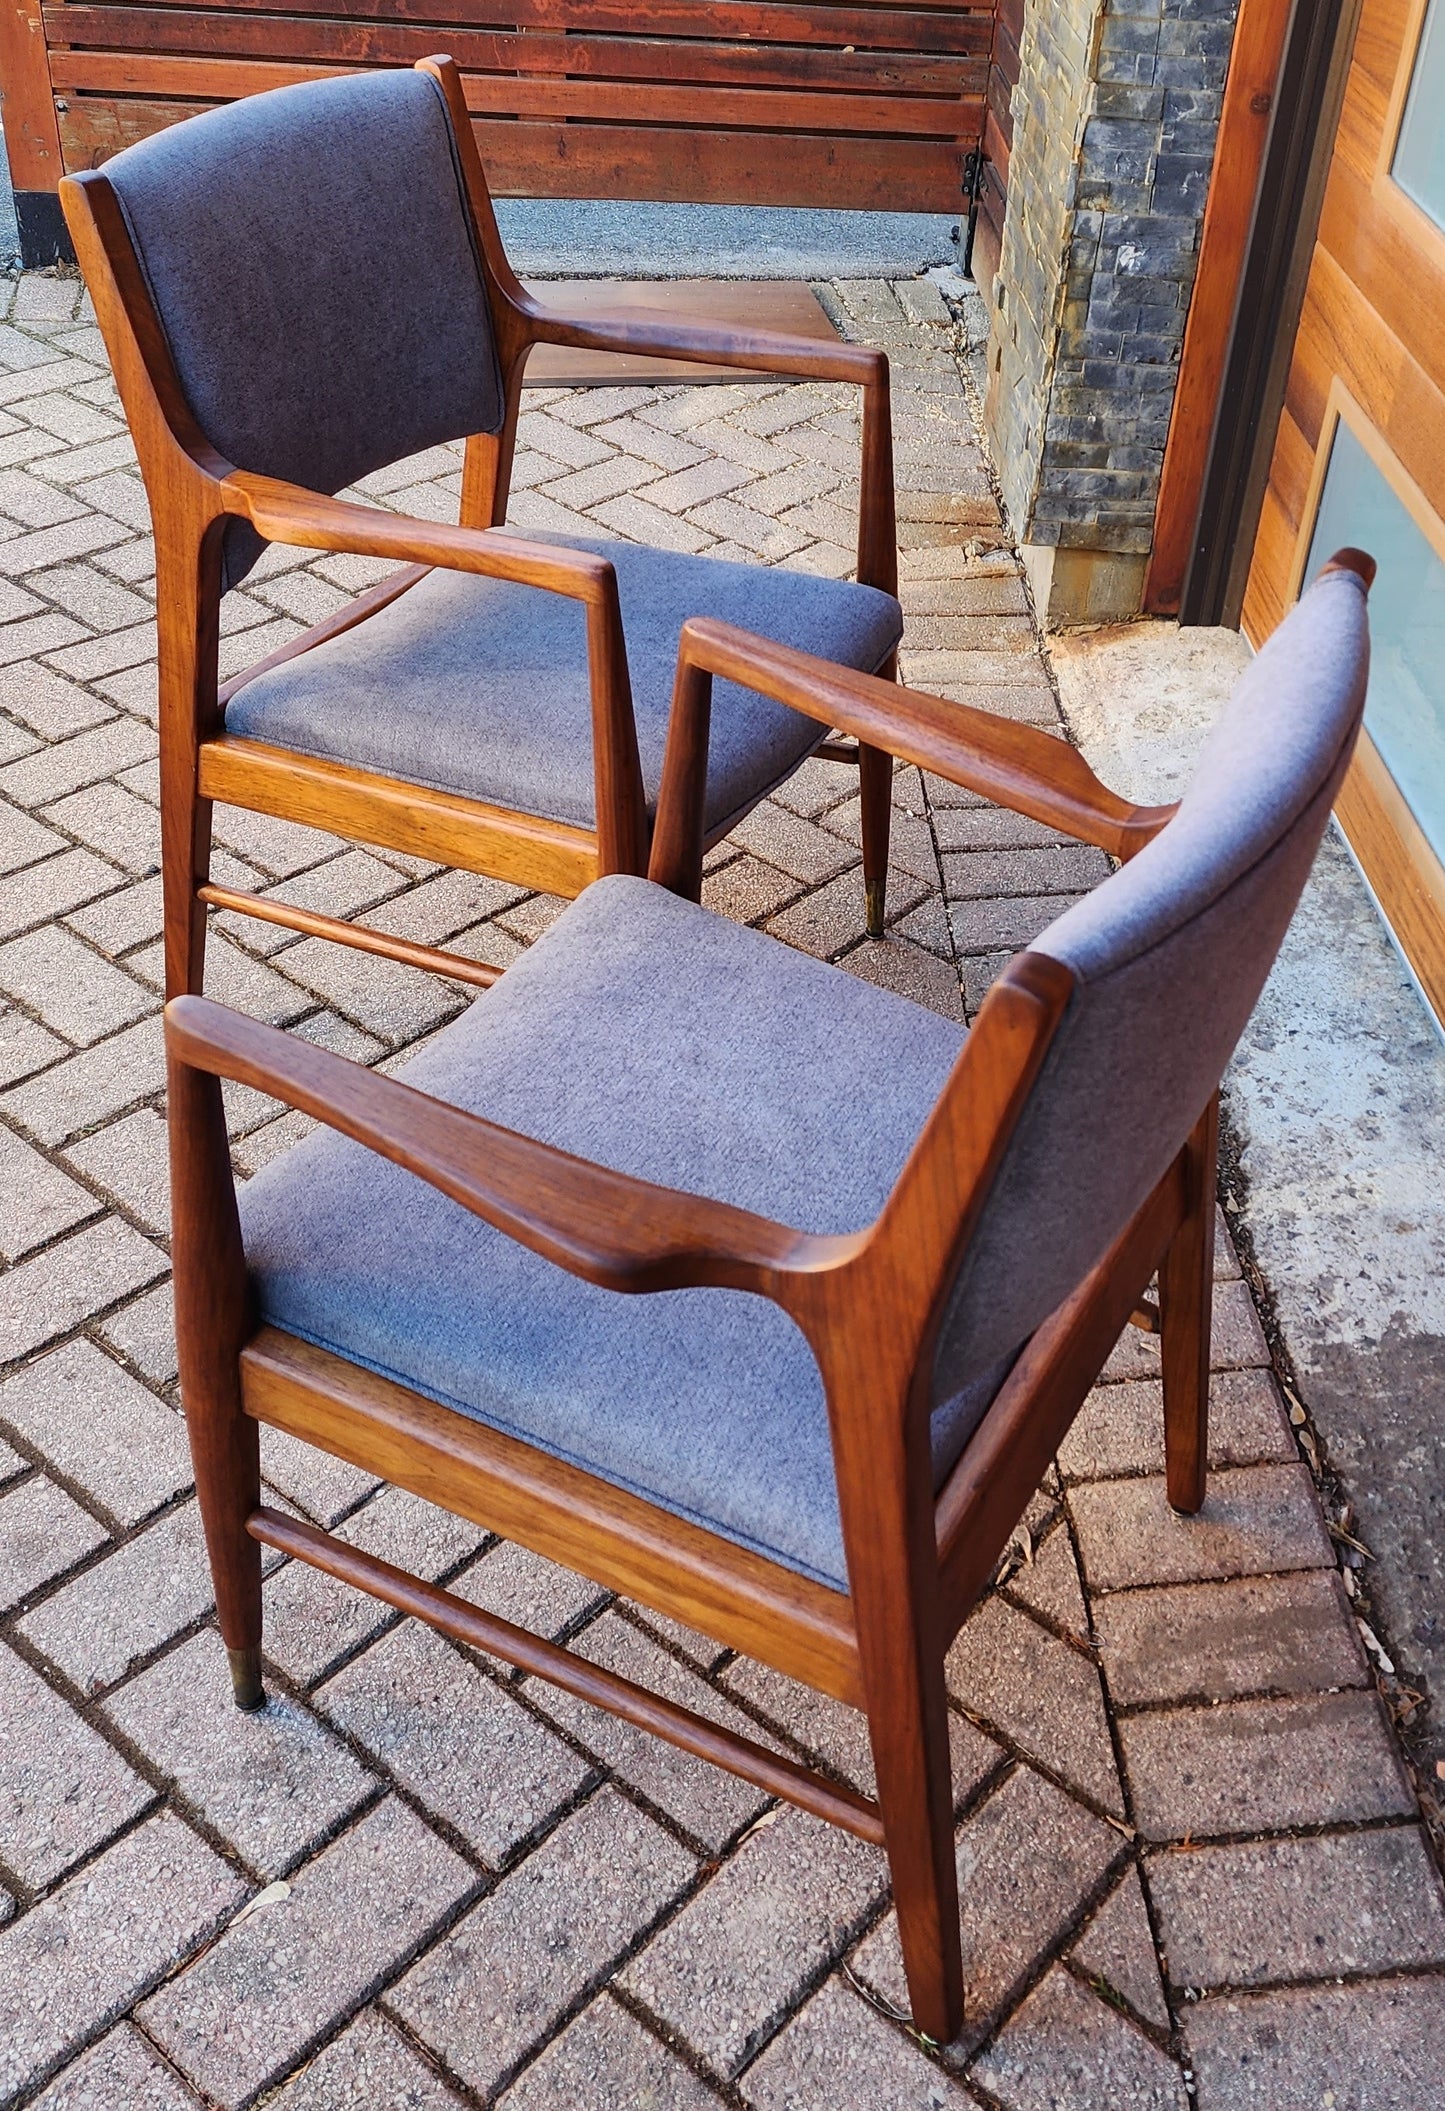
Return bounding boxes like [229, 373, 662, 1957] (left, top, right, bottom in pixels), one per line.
[0, 266, 1441, 2109]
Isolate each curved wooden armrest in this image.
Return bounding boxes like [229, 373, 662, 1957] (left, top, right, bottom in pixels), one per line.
[220, 470, 618, 605]
[514, 302, 897, 595]
[651, 619, 1174, 896]
[519, 296, 887, 390]
[221, 469, 649, 870]
[167, 996, 853, 1301]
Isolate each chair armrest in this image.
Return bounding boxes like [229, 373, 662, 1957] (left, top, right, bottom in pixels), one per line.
[220, 470, 648, 873]
[650, 617, 1175, 895]
[221, 469, 614, 605]
[518, 304, 897, 595]
[522, 297, 886, 390]
[167, 996, 851, 1301]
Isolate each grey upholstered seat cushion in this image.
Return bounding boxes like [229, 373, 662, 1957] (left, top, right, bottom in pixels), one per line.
[239, 877, 966, 1591]
[226, 535, 902, 832]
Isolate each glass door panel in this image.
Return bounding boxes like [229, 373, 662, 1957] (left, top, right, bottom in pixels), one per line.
[1393, 0, 1445, 230]
[1306, 416, 1445, 866]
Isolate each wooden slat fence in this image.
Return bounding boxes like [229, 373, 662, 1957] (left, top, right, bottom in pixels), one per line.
[33, 0, 996, 212]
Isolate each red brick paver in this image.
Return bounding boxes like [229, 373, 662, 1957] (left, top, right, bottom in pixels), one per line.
[0, 268, 1439, 2109]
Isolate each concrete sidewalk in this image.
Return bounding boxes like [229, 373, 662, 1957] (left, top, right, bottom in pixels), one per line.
[1053, 620, 1445, 1804]
[0, 267, 1441, 2110]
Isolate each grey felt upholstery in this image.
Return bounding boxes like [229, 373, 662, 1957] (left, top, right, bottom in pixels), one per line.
[226, 533, 903, 830]
[103, 72, 503, 587]
[236, 569, 1366, 1595]
[931, 567, 1370, 1400]
[102, 71, 901, 821]
[239, 877, 967, 1589]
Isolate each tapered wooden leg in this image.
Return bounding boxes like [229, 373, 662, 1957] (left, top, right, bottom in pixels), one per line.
[649, 661, 712, 901]
[161, 796, 212, 1001]
[870, 1657, 964, 2043]
[168, 1051, 264, 1710]
[858, 740, 893, 939]
[1159, 1091, 1219, 1515]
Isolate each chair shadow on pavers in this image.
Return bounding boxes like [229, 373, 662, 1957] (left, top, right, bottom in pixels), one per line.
[59, 56, 907, 1014]
[163, 553, 1372, 2042]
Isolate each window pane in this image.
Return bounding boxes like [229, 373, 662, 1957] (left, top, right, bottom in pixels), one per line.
[1306, 417, 1445, 865]
[1393, 0, 1445, 231]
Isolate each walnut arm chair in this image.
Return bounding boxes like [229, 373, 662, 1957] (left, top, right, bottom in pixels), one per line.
[164, 553, 1372, 2044]
[59, 58, 904, 1007]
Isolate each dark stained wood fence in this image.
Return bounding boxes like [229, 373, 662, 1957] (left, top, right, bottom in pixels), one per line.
[31, 0, 995, 212]
[973, 0, 1016, 283]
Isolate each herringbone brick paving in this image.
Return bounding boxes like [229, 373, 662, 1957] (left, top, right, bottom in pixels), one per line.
[0, 267, 1441, 2109]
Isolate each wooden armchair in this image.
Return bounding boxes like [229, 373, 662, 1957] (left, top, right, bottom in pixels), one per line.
[164, 555, 1372, 2043]
[60, 57, 903, 1005]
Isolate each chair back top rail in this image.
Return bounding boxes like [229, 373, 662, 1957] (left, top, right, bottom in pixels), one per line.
[60, 56, 896, 592]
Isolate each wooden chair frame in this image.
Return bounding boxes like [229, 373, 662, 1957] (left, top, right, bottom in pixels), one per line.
[60, 55, 902, 1009]
[164, 608, 1212, 2046]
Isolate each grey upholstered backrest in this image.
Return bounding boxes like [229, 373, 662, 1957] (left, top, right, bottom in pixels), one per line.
[932, 567, 1370, 1409]
[103, 70, 504, 585]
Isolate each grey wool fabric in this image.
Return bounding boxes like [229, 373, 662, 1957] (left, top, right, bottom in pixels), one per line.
[102, 70, 504, 587]
[239, 878, 967, 1589]
[226, 532, 902, 830]
[931, 566, 1370, 1395]
[101, 69, 902, 820]
[236, 569, 1368, 1595]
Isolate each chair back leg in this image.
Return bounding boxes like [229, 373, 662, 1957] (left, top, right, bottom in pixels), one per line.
[1159, 1089, 1219, 1514]
[858, 740, 894, 938]
[156, 523, 224, 1000]
[168, 1055, 265, 1708]
[160, 777, 212, 1000]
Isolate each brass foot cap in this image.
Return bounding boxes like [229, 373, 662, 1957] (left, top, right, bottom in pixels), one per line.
[864, 877, 887, 940]
[227, 1646, 266, 1711]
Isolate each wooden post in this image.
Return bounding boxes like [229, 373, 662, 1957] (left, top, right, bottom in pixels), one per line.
[1143, 0, 1296, 615]
[0, 0, 70, 264]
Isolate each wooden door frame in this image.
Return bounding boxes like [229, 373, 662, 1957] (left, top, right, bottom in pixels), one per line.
[1161, 0, 1364, 626]
[1282, 382, 1445, 1023]
[1143, 0, 1295, 615]
[1226, 0, 1445, 1022]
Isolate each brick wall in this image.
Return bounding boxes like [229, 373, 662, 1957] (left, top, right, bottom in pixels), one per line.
[984, 0, 1239, 621]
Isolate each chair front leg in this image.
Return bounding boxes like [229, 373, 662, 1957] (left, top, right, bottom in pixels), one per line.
[168, 1053, 265, 1708]
[1159, 1090, 1219, 1514]
[865, 1628, 964, 2043]
[831, 1353, 964, 2042]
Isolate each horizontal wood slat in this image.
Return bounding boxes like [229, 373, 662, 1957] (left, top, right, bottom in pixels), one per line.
[47, 0, 994, 45]
[44, 0, 991, 208]
[52, 48, 984, 136]
[58, 103, 972, 208]
[45, 6, 986, 87]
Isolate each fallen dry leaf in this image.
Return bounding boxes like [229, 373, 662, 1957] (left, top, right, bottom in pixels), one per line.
[227, 1879, 291, 1930]
[1356, 1618, 1396, 1676]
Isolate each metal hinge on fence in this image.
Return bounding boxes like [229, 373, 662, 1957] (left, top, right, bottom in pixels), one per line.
[961, 146, 985, 281]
